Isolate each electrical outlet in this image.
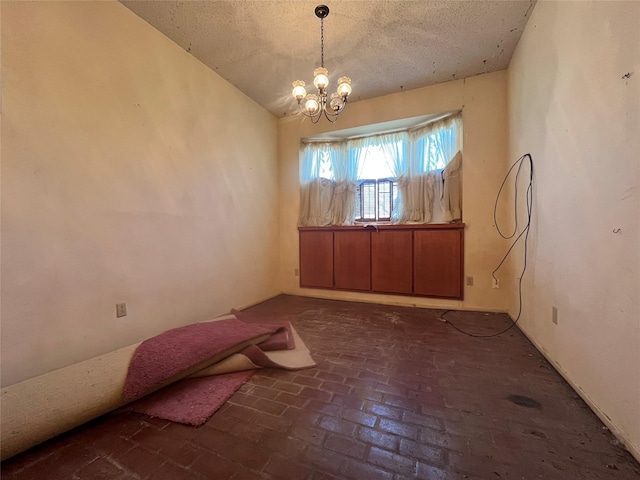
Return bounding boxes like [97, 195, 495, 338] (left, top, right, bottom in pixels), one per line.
[294, 268, 300, 277]
[466, 276, 474, 286]
[552, 306, 558, 325]
[492, 278, 500, 289]
[116, 303, 127, 318]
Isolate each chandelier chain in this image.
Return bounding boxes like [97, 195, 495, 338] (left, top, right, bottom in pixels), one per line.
[320, 17, 324, 68]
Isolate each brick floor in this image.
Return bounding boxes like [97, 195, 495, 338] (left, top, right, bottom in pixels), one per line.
[2, 295, 638, 479]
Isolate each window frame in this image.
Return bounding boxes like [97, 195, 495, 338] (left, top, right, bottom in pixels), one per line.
[355, 178, 397, 223]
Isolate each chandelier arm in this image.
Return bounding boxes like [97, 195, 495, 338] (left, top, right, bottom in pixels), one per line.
[322, 108, 338, 123]
[323, 107, 342, 120]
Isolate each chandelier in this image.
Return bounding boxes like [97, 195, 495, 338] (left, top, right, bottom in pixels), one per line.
[291, 5, 352, 123]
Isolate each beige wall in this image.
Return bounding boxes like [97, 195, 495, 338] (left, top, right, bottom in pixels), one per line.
[508, 1, 640, 457]
[278, 72, 511, 312]
[1, 1, 280, 387]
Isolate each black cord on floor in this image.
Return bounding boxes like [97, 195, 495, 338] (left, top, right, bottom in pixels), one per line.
[441, 153, 533, 338]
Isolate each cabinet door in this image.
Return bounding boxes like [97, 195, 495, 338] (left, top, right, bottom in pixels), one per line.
[371, 230, 413, 294]
[414, 229, 463, 299]
[334, 231, 371, 291]
[299, 231, 334, 288]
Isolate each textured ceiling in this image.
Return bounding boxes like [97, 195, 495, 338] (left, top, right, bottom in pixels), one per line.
[121, 1, 535, 118]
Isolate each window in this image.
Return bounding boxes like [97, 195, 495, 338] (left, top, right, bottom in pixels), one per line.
[298, 113, 462, 226]
[356, 179, 398, 222]
[354, 144, 398, 222]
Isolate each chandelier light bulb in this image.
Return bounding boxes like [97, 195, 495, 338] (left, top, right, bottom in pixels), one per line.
[313, 68, 329, 90]
[292, 80, 307, 101]
[304, 94, 320, 114]
[329, 93, 343, 112]
[337, 77, 352, 98]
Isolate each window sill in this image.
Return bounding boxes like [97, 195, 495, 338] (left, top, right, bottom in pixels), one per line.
[298, 223, 465, 231]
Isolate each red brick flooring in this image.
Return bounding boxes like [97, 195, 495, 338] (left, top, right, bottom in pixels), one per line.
[2, 295, 639, 479]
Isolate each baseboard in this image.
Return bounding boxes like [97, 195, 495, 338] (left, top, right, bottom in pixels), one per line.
[234, 292, 284, 312]
[514, 321, 640, 463]
[282, 289, 507, 314]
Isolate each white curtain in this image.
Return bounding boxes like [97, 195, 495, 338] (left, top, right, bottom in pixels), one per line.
[443, 150, 463, 221]
[348, 137, 370, 224]
[378, 132, 407, 223]
[398, 114, 462, 224]
[329, 142, 358, 225]
[398, 174, 434, 223]
[298, 143, 336, 226]
[411, 114, 461, 173]
[298, 141, 359, 226]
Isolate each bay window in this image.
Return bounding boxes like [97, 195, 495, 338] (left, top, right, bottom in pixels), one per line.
[298, 113, 462, 226]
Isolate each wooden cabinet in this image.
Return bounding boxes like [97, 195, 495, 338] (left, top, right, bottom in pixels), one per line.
[413, 229, 463, 298]
[299, 230, 334, 288]
[371, 230, 413, 294]
[334, 231, 371, 291]
[299, 224, 464, 299]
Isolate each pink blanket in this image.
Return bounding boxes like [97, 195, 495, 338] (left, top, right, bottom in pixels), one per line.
[126, 371, 254, 426]
[123, 318, 277, 401]
[230, 308, 295, 351]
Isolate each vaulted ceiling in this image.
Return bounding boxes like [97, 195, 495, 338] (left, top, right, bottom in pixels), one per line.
[121, 1, 535, 118]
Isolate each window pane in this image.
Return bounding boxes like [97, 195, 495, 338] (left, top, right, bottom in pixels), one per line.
[392, 181, 399, 218]
[378, 180, 391, 220]
[362, 182, 376, 221]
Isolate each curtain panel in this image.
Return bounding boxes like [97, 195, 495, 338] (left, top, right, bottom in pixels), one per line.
[298, 113, 462, 226]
